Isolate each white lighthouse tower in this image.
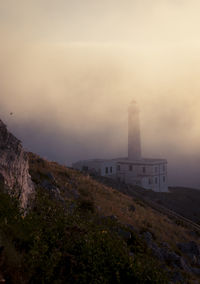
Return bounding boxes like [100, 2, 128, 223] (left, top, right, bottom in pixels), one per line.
[128, 100, 142, 160]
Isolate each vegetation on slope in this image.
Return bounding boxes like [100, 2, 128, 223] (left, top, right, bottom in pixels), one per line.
[28, 153, 198, 247]
[0, 166, 168, 283]
[0, 153, 199, 283]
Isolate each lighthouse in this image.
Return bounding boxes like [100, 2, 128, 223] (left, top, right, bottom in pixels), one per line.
[73, 99, 168, 192]
[128, 100, 142, 160]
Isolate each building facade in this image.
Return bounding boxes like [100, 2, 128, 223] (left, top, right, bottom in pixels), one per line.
[115, 158, 168, 192]
[73, 158, 168, 192]
[72, 159, 117, 178]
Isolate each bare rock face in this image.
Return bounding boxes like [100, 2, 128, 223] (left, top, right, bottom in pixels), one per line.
[0, 119, 34, 209]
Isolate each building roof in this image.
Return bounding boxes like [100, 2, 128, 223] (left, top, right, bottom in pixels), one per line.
[73, 158, 116, 165]
[116, 158, 167, 165]
[73, 157, 167, 166]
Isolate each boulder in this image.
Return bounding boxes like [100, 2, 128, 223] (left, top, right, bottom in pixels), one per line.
[177, 257, 191, 272]
[106, 215, 118, 221]
[46, 172, 57, 184]
[41, 180, 55, 190]
[41, 180, 65, 202]
[128, 205, 136, 212]
[125, 224, 138, 233]
[142, 232, 192, 273]
[150, 242, 164, 261]
[0, 120, 34, 209]
[142, 232, 164, 260]
[177, 241, 200, 256]
[118, 229, 132, 241]
[170, 271, 184, 283]
[187, 253, 198, 265]
[142, 231, 153, 244]
[191, 267, 200, 276]
[160, 247, 191, 272]
[70, 189, 80, 199]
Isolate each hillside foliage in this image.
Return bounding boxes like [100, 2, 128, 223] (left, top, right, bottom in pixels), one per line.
[0, 181, 168, 283]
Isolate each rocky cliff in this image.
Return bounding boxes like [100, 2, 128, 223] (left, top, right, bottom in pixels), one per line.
[0, 119, 34, 209]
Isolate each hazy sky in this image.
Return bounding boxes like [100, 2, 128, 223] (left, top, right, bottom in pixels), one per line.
[1, 0, 200, 44]
[1, 0, 200, 187]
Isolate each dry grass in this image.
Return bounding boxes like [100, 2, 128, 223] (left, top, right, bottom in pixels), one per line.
[28, 152, 198, 249]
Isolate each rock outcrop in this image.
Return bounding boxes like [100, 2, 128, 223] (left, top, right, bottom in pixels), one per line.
[0, 119, 34, 209]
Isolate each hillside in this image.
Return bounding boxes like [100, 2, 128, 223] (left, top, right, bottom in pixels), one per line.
[0, 152, 199, 283]
[28, 153, 199, 248]
[136, 187, 200, 224]
[29, 154, 200, 282]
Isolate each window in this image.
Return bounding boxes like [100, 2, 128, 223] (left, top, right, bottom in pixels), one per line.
[110, 167, 112, 173]
[142, 167, 146, 173]
[163, 176, 166, 183]
[155, 167, 158, 173]
[155, 177, 158, 184]
[163, 165, 165, 171]
[105, 167, 108, 174]
[148, 178, 152, 185]
[129, 165, 133, 171]
[117, 165, 120, 171]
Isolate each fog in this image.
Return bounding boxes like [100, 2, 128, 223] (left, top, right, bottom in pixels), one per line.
[1, 1, 200, 187]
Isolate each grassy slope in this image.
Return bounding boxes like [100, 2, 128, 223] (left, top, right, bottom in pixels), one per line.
[28, 153, 199, 250]
[0, 153, 171, 284]
[0, 153, 199, 282]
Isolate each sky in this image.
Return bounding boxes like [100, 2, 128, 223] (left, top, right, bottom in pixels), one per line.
[1, 0, 200, 187]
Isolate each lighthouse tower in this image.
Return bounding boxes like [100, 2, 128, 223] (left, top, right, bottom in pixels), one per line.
[128, 100, 142, 160]
[73, 99, 168, 192]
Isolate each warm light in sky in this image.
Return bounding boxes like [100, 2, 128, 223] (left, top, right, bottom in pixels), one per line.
[1, 0, 200, 187]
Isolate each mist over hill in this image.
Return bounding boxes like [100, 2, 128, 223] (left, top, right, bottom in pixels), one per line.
[1, 0, 200, 188]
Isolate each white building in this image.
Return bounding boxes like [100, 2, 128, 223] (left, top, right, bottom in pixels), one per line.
[72, 159, 117, 178]
[73, 100, 168, 192]
[115, 158, 168, 192]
